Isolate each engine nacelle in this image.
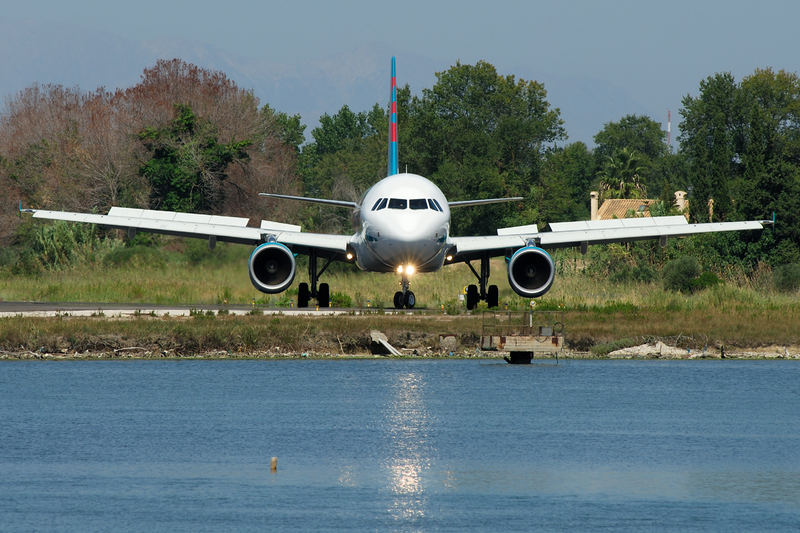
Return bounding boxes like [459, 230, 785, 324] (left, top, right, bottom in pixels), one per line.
[507, 246, 555, 298]
[248, 242, 296, 294]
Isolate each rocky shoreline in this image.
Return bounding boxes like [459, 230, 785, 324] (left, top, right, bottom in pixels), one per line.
[2, 341, 799, 361]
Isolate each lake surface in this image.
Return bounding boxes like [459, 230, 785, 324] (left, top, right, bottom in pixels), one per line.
[1, 359, 799, 532]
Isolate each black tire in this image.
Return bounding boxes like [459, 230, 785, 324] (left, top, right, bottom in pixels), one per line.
[404, 291, 416, 309]
[318, 283, 330, 308]
[487, 285, 499, 308]
[298, 282, 310, 308]
[466, 284, 479, 310]
[393, 291, 404, 309]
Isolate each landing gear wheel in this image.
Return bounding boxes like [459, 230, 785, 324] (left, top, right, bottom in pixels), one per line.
[298, 283, 310, 308]
[487, 285, 499, 309]
[404, 291, 416, 309]
[393, 291, 404, 309]
[466, 284, 479, 310]
[318, 283, 330, 308]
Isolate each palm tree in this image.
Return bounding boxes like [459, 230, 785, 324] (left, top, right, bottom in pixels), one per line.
[597, 147, 647, 199]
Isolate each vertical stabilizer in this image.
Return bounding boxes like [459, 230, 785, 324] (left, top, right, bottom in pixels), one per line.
[388, 57, 399, 176]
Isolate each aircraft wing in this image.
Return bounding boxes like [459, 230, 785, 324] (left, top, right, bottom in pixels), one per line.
[449, 215, 772, 262]
[24, 207, 352, 260]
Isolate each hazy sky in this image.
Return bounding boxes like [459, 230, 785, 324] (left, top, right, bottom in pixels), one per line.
[6, 0, 800, 144]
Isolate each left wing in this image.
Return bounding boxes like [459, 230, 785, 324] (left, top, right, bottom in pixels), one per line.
[449, 215, 772, 262]
[23, 206, 352, 260]
[448, 197, 523, 208]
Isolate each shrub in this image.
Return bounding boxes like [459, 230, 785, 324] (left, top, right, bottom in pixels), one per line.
[662, 256, 700, 293]
[103, 245, 168, 269]
[773, 263, 800, 293]
[330, 292, 352, 308]
[691, 271, 721, 292]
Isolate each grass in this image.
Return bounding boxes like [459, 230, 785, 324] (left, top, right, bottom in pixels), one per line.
[1, 239, 799, 354]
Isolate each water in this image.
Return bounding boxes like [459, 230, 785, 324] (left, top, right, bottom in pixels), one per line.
[1, 359, 799, 532]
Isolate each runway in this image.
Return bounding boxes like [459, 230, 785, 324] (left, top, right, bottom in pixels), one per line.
[0, 301, 357, 318]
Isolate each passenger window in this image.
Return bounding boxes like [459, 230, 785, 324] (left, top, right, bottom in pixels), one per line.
[427, 199, 440, 212]
[371, 198, 383, 211]
[388, 198, 407, 209]
[409, 198, 428, 210]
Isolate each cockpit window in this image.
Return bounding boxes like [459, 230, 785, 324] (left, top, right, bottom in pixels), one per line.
[428, 199, 443, 212]
[388, 198, 407, 209]
[371, 198, 383, 211]
[431, 198, 444, 212]
[377, 197, 387, 210]
[409, 198, 428, 210]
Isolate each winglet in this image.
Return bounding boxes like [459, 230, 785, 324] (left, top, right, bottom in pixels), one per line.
[18, 201, 34, 215]
[388, 56, 399, 176]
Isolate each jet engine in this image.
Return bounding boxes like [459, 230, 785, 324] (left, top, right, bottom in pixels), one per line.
[507, 246, 555, 298]
[248, 242, 296, 293]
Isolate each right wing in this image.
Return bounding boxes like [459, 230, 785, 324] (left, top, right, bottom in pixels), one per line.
[23, 206, 353, 260]
[449, 215, 771, 262]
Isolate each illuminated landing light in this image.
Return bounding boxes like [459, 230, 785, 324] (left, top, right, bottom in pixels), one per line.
[397, 264, 416, 275]
[446, 255, 453, 262]
[346, 252, 354, 261]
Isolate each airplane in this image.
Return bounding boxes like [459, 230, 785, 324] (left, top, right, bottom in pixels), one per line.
[22, 57, 773, 310]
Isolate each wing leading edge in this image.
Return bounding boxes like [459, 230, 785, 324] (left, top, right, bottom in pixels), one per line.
[448, 215, 772, 262]
[24, 207, 352, 260]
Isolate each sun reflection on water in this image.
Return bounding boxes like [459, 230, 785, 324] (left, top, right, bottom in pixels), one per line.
[383, 371, 434, 521]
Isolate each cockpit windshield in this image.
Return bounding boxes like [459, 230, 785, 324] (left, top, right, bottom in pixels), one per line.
[388, 198, 407, 209]
[371, 197, 442, 211]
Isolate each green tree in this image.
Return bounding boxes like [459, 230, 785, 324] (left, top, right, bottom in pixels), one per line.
[260, 104, 305, 152]
[597, 147, 647, 199]
[536, 142, 595, 223]
[139, 104, 251, 212]
[679, 72, 739, 222]
[594, 114, 668, 164]
[404, 60, 565, 234]
[679, 68, 800, 265]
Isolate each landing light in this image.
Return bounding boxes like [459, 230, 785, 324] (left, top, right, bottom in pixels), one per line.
[446, 255, 453, 262]
[346, 252, 354, 261]
[396, 264, 416, 275]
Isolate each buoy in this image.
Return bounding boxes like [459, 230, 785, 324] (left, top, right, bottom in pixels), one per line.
[270, 456, 278, 472]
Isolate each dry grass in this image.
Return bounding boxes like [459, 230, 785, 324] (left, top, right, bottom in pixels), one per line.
[1, 243, 799, 353]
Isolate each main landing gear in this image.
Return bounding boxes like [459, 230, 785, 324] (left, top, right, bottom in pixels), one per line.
[465, 255, 499, 310]
[297, 250, 332, 308]
[393, 274, 416, 309]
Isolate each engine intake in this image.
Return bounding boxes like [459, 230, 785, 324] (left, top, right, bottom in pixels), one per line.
[248, 243, 296, 293]
[507, 246, 555, 298]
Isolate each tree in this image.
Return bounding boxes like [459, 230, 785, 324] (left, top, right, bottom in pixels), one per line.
[536, 142, 595, 223]
[594, 114, 668, 163]
[597, 147, 647, 199]
[260, 104, 305, 152]
[679, 72, 739, 222]
[404, 60, 565, 234]
[679, 68, 800, 265]
[139, 104, 251, 212]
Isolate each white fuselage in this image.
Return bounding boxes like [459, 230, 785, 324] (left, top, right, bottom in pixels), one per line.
[351, 173, 450, 273]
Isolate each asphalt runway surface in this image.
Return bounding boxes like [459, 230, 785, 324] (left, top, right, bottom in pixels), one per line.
[0, 301, 362, 317]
